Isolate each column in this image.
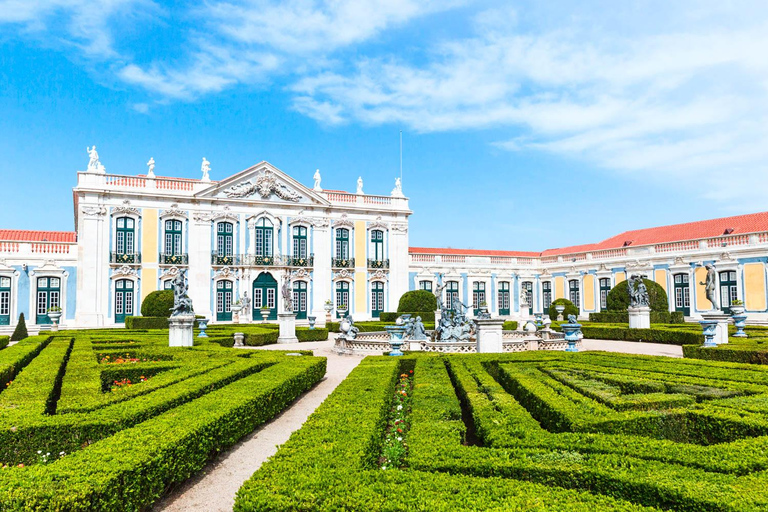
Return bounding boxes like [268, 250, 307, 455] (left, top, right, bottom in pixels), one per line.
[189, 214, 213, 319]
[75, 206, 108, 327]
[312, 221, 332, 326]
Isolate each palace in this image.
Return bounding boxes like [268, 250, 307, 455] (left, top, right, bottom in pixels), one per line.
[1, 155, 767, 332]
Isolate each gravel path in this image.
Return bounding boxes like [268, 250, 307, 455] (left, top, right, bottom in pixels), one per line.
[155, 336, 681, 511]
[155, 339, 364, 512]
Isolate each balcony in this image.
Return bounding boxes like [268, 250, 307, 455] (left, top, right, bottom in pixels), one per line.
[367, 259, 389, 269]
[211, 253, 241, 266]
[110, 252, 141, 264]
[159, 253, 188, 265]
[287, 255, 314, 267]
[332, 257, 355, 268]
[243, 255, 277, 267]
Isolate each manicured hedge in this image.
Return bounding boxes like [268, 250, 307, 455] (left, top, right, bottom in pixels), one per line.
[379, 311, 436, 323]
[10, 313, 28, 341]
[140, 290, 174, 317]
[683, 343, 768, 364]
[553, 323, 703, 345]
[296, 328, 329, 342]
[125, 316, 169, 329]
[397, 290, 437, 313]
[0, 336, 9, 350]
[589, 311, 684, 324]
[326, 321, 436, 333]
[503, 321, 519, 330]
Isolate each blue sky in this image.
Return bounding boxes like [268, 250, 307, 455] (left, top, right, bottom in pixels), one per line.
[1, 0, 767, 252]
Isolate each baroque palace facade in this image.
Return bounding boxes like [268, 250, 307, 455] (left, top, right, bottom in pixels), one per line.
[1, 154, 768, 331]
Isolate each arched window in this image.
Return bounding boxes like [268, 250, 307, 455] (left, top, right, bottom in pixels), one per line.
[498, 281, 510, 316]
[293, 281, 308, 319]
[254, 218, 274, 260]
[216, 280, 233, 321]
[371, 281, 384, 318]
[293, 226, 308, 259]
[446, 281, 459, 309]
[115, 217, 136, 263]
[164, 219, 183, 257]
[472, 281, 486, 314]
[419, 280, 432, 292]
[114, 279, 134, 323]
[568, 279, 580, 308]
[216, 222, 234, 257]
[335, 281, 350, 318]
[0, 277, 10, 325]
[673, 273, 690, 316]
[36, 277, 60, 325]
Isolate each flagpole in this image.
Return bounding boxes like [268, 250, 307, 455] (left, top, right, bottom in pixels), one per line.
[399, 130, 403, 182]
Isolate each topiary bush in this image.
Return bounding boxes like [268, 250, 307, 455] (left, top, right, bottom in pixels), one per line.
[10, 313, 28, 341]
[548, 298, 578, 320]
[125, 316, 169, 329]
[606, 279, 669, 312]
[140, 290, 174, 318]
[397, 290, 437, 313]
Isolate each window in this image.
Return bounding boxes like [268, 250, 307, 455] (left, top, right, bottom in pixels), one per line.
[293, 281, 308, 319]
[36, 277, 61, 324]
[335, 228, 349, 260]
[114, 279, 134, 323]
[599, 278, 611, 310]
[116, 217, 135, 255]
[419, 280, 432, 292]
[719, 270, 738, 314]
[370, 230, 384, 261]
[254, 218, 274, 258]
[472, 281, 486, 314]
[164, 220, 183, 256]
[542, 282, 552, 311]
[292, 226, 308, 259]
[498, 281, 510, 316]
[371, 282, 385, 318]
[216, 280, 233, 321]
[673, 273, 690, 316]
[216, 222, 234, 257]
[568, 279, 580, 308]
[0, 276, 10, 325]
[336, 281, 350, 317]
[446, 281, 459, 309]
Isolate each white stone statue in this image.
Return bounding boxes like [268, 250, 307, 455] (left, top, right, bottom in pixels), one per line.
[313, 169, 322, 191]
[356, 176, 364, 195]
[201, 157, 211, 182]
[391, 177, 403, 197]
[86, 146, 105, 174]
[146, 157, 155, 178]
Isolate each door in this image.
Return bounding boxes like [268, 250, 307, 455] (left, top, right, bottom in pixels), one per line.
[216, 280, 233, 321]
[253, 272, 277, 321]
[472, 282, 485, 315]
[673, 273, 690, 316]
[293, 281, 308, 320]
[568, 279, 580, 308]
[498, 281, 510, 316]
[719, 270, 737, 314]
[521, 281, 533, 315]
[114, 279, 134, 323]
[36, 277, 60, 324]
[0, 276, 10, 326]
[371, 281, 384, 318]
[335, 281, 350, 318]
[599, 278, 611, 311]
[542, 282, 552, 312]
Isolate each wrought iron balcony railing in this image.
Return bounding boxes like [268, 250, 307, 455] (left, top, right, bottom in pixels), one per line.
[332, 257, 355, 268]
[287, 255, 314, 267]
[243, 255, 277, 267]
[367, 259, 389, 269]
[159, 253, 188, 265]
[110, 252, 141, 264]
[211, 253, 241, 266]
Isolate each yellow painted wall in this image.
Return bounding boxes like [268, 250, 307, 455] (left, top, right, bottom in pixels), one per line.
[654, 269, 667, 293]
[354, 221, 367, 313]
[744, 263, 766, 311]
[694, 266, 711, 311]
[555, 276, 565, 299]
[583, 274, 595, 310]
[141, 209, 159, 299]
[615, 272, 626, 284]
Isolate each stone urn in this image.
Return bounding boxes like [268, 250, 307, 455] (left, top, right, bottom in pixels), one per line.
[260, 308, 271, 322]
[197, 318, 209, 338]
[337, 306, 348, 318]
[308, 315, 317, 330]
[48, 310, 62, 331]
[700, 319, 718, 347]
[561, 320, 581, 352]
[385, 325, 407, 356]
[730, 305, 746, 315]
[324, 301, 333, 322]
[732, 313, 748, 338]
[555, 305, 565, 321]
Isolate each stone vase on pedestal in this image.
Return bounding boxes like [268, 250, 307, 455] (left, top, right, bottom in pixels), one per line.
[385, 325, 406, 356]
[561, 321, 582, 352]
[628, 306, 651, 329]
[169, 315, 195, 347]
[701, 312, 729, 344]
[475, 318, 504, 353]
[277, 312, 299, 344]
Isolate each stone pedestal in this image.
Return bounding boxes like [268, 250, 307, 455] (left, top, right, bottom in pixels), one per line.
[701, 312, 730, 344]
[233, 332, 245, 347]
[475, 318, 504, 353]
[169, 315, 195, 347]
[277, 313, 299, 344]
[628, 306, 651, 329]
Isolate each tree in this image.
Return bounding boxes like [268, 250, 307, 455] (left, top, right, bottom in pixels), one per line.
[606, 278, 668, 312]
[140, 290, 175, 318]
[10, 313, 28, 341]
[397, 290, 438, 312]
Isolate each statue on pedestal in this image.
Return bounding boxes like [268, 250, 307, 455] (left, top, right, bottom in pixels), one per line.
[170, 272, 194, 316]
[313, 169, 322, 191]
[627, 274, 650, 307]
[86, 146, 106, 174]
[281, 275, 293, 313]
[433, 273, 447, 307]
[700, 264, 719, 310]
[241, 291, 251, 321]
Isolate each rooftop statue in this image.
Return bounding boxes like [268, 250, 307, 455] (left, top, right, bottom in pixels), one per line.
[391, 177, 403, 197]
[86, 145, 106, 174]
[627, 274, 650, 308]
[146, 157, 155, 178]
[313, 169, 322, 191]
[201, 157, 211, 182]
[170, 272, 194, 317]
[700, 264, 719, 310]
[356, 176, 364, 195]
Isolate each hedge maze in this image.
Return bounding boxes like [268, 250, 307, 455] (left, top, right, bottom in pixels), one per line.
[237, 352, 768, 511]
[0, 331, 325, 510]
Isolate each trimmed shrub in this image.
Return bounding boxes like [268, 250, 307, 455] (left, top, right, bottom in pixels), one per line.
[296, 328, 329, 342]
[125, 316, 169, 329]
[0, 336, 8, 350]
[552, 323, 703, 345]
[380, 311, 436, 323]
[683, 344, 768, 364]
[589, 311, 685, 324]
[397, 290, 437, 313]
[140, 290, 174, 318]
[10, 313, 28, 341]
[548, 298, 578, 321]
[606, 278, 668, 312]
[245, 330, 280, 346]
[502, 321, 519, 330]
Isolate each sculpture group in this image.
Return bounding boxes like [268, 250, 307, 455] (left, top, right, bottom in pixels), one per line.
[627, 274, 650, 308]
[170, 272, 194, 316]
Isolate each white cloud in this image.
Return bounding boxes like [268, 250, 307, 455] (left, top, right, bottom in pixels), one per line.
[131, 102, 149, 113]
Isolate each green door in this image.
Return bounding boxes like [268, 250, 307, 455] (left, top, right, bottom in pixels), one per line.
[498, 281, 510, 316]
[293, 281, 308, 320]
[253, 272, 277, 321]
[114, 279, 134, 323]
[521, 281, 533, 315]
[216, 280, 233, 321]
[599, 278, 611, 311]
[371, 281, 384, 318]
[673, 273, 690, 316]
[542, 282, 552, 312]
[335, 281, 350, 318]
[36, 277, 60, 324]
[719, 270, 737, 314]
[0, 276, 10, 326]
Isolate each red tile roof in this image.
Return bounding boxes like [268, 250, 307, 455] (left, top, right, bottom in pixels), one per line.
[0, 230, 76, 243]
[409, 247, 540, 258]
[540, 243, 599, 257]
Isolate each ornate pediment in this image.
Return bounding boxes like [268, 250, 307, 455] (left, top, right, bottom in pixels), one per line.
[224, 169, 301, 201]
